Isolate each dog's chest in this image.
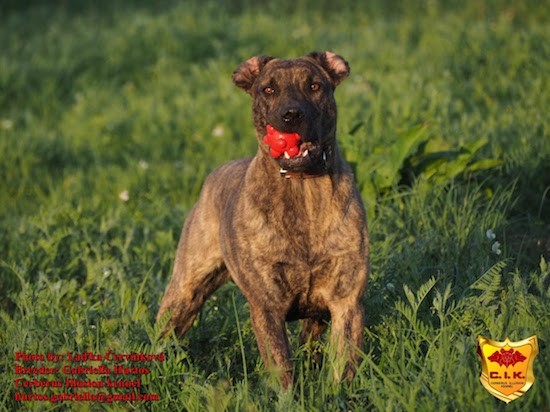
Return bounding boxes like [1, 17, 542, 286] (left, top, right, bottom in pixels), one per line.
[240, 178, 362, 270]
[220, 174, 365, 314]
[248, 180, 338, 242]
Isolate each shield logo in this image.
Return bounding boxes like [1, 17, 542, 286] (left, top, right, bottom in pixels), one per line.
[477, 336, 539, 403]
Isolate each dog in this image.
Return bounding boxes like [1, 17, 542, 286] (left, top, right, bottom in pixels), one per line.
[157, 51, 369, 388]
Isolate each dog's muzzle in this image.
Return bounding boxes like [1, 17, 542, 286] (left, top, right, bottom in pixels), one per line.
[277, 140, 328, 176]
[281, 107, 304, 125]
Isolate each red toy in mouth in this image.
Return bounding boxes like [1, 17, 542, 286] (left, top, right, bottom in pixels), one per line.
[263, 125, 301, 159]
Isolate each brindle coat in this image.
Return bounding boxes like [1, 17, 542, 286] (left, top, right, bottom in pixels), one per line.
[157, 51, 369, 388]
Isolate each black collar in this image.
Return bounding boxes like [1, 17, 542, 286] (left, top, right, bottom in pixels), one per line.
[279, 168, 328, 179]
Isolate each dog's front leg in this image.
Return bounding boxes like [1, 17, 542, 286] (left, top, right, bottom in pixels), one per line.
[249, 306, 293, 388]
[328, 300, 364, 382]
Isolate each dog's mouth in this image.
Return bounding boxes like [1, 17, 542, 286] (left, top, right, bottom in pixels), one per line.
[263, 125, 327, 174]
[277, 141, 326, 172]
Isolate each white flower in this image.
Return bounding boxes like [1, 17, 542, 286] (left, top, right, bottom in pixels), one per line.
[1, 119, 13, 130]
[486, 229, 496, 240]
[212, 125, 225, 137]
[139, 160, 149, 170]
[119, 190, 130, 202]
[491, 241, 502, 255]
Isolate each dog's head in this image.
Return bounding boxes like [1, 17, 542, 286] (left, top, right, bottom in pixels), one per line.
[233, 51, 350, 174]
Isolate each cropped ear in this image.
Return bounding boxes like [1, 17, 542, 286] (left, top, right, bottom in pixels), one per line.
[232, 55, 274, 94]
[308, 51, 350, 86]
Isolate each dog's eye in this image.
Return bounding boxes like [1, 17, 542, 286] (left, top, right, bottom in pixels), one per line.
[310, 83, 321, 91]
[263, 87, 275, 95]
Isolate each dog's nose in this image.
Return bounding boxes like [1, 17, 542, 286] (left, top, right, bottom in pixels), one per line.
[281, 108, 304, 124]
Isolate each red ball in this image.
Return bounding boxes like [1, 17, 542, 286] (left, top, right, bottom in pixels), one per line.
[287, 145, 299, 157]
[274, 138, 287, 150]
[270, 148, 282, 158]
[263, 125, 301, 159]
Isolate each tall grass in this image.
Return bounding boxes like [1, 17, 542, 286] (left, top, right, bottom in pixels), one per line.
[1, 1, 548, 410]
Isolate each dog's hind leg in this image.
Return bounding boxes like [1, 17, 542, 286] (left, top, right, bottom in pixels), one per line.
[157, 205, 228, 337]
[157, 264, 228, 337]
[299, 318, 328, 366]
[299, 318, 328, 346]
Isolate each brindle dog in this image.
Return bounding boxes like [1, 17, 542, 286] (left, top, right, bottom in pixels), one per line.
[157, 51, 369, 388]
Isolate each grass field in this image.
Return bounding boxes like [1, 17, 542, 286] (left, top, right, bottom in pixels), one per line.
[1, 0, 549, 410]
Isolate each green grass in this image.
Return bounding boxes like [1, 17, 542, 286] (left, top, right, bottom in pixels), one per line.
[1, 0, 549, 410]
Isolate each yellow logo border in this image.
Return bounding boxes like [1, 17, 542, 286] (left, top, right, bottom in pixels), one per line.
[477, 335, 538, 403]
